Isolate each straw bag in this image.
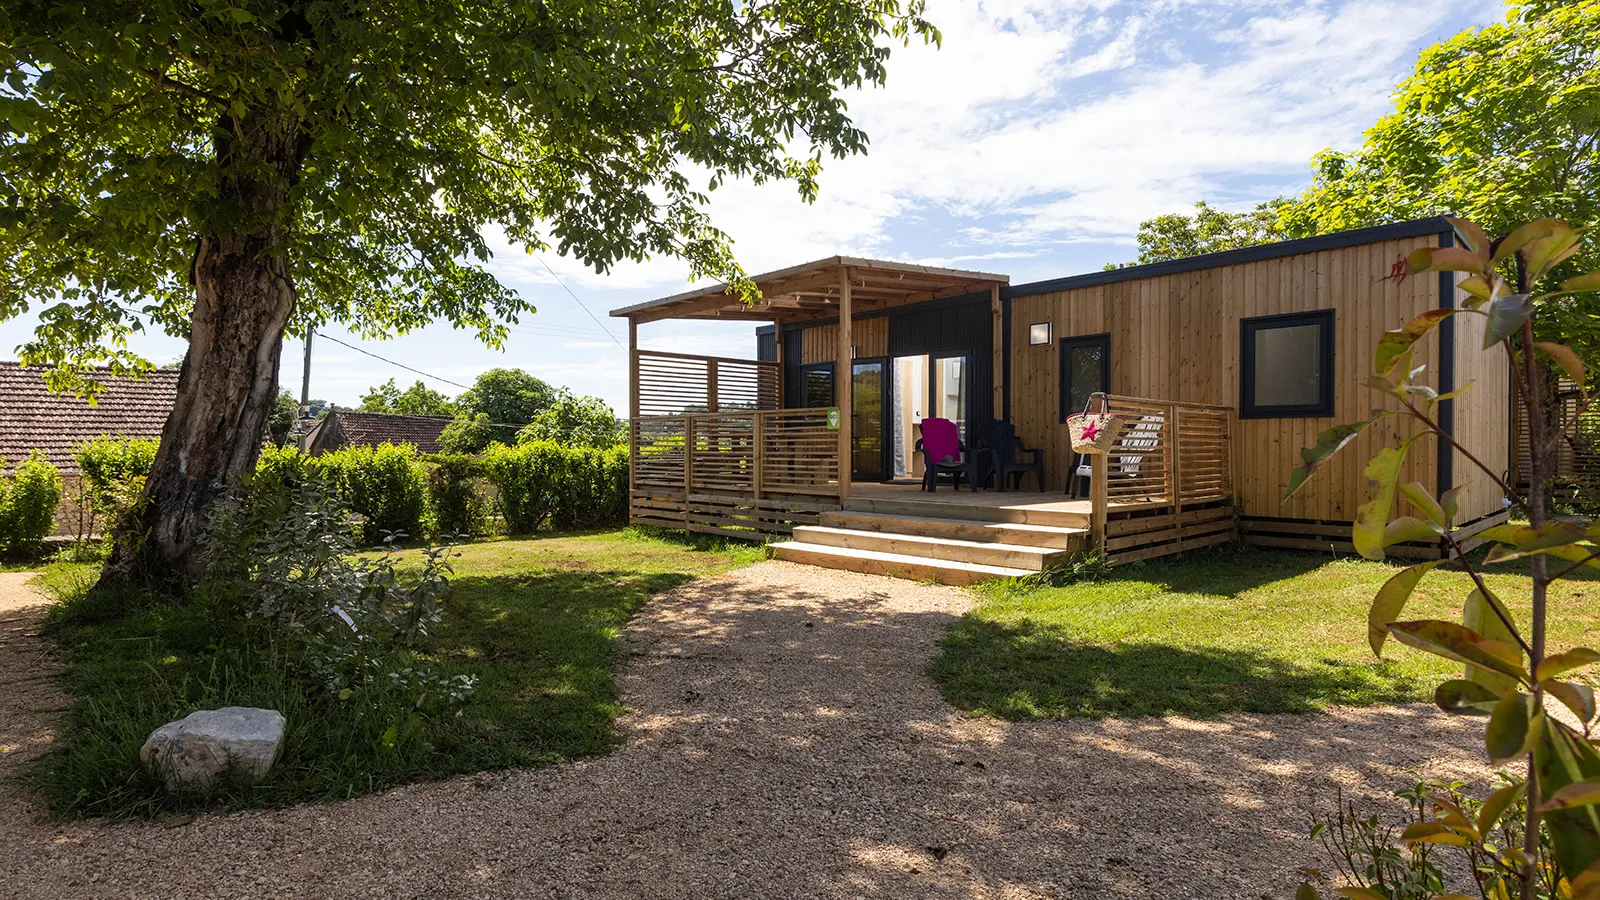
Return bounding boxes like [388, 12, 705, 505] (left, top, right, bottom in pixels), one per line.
[1065, 398, 1125, 454]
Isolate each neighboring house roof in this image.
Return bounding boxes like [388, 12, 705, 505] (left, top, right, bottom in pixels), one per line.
[0, 362, 179, 475]
[307, 410, 452, 455]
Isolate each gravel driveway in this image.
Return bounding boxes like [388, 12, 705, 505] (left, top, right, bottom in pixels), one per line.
[0, 561, 1488, 899]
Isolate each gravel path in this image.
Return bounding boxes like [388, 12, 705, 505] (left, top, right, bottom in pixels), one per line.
[0, 561, 1488, 899]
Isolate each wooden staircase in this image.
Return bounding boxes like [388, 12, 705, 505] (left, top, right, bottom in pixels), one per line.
[770, 494, 1090, 586]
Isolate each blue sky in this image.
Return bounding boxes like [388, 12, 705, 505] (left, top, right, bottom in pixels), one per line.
[0, 0, 1503, 414]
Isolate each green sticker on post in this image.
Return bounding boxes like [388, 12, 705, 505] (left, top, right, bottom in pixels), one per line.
[826, 410, 840, 430]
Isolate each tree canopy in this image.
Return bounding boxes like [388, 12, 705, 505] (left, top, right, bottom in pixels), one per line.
[0, 0, 937, 579]
[517, 389, 625, 449]
[358, 379, 458, 418]
[1, 0, 937, 387]
[1119, 1, 1600, 351]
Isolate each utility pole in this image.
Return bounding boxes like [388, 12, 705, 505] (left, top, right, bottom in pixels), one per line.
[300, 329, 314, 413]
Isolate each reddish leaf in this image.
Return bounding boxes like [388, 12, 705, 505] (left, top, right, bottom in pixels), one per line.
[1400, 822, 1472, 846]
[1534, 342, 1586, 388]
[1537, 648, 1600, 682]
[1491, 218, 1560, 267]
[1547, 681, 1598, 725]
[1353, 441, 1413, 561]
[1407, 246, 1487, 275]
[1388, 619, 1529, 683]
[1477, 781, 1524, 835]
[1375, 309, 1455, 376]
[1448, 217, 1492, 261]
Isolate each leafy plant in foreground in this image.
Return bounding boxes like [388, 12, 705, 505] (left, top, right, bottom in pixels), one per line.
[1290, 217, 1600, 899]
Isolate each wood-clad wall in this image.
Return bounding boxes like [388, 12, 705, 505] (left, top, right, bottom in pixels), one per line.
[1449, 278, 1512, 521]
[1008, 235, 1506, 524]
[797, 317, 888, 364]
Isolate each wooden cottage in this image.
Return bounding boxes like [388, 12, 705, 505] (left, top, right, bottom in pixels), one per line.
[610, 217, 1510, 583]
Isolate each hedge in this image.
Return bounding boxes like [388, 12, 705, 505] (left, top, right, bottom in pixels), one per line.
[75, 436, 158, 511]
[68, 437, 630, 545]
[483, 441, 628, 533]
[0, 452, 63, 555]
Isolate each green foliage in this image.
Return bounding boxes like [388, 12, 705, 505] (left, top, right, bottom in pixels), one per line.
[483, 441, 629, 534]
[1113, 199, 1294, 268]
[75, 437, 159, 510]
[359, 379, 457, 418]
[268, 390, 299, 446]
[1285, 217, 1600, 891]
[437, 413, 507, 455]
[29, 531, 756, 818]
[314, 443, 429, 544]
[1282, 2, 1600, 354]
[0, 1, 938, 389]
[425, 453, 492, 538]
[1301, 777, 1557, 900]
[0, 452, 62, 555]
[516, 388, 626, 449]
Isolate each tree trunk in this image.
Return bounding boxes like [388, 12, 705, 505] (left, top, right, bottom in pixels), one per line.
[103, 110, 303, 586]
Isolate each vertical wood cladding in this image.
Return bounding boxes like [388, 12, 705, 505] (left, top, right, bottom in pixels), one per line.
[1006, 234, 1508, 523]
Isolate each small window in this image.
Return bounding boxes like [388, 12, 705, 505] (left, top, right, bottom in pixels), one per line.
[1240, 310, 1335, 418]
[800, 363, 835, 407]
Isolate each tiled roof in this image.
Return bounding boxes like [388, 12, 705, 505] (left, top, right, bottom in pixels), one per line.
[321, 410, 452, 454]
[0, 362, 179, 475]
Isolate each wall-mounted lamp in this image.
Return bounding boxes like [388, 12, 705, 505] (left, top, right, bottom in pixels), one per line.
[1028, 322, 1052, 346]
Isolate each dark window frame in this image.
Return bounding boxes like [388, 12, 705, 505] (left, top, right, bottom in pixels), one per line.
[1239, 309, 1336, 419]
[799, 361, 836, 408]
[1058, 332, 1111, 424]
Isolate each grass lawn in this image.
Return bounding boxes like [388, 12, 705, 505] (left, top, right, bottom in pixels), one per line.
[26, 528, 761, 818]
[930, 543, 1600, 720]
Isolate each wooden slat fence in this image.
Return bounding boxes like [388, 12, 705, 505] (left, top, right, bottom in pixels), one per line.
[636, 350, 779, 416]
[1091, 394, 1237, 564]
[630, 407, 840, 539]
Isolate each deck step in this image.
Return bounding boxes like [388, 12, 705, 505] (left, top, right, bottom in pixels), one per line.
[770, 540, 1034, 586]
[818, 510, 1084, 549]
[790, 525, 1070, 571]
[841, 496, 1091, 528]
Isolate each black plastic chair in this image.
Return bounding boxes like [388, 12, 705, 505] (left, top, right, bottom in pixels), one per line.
[981, 421, 1045, 492]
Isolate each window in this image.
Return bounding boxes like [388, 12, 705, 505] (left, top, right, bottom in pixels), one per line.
[1058, 334, 1110, 422]
[800, 363, 835, 407]
[1240, 310, 1335, 418]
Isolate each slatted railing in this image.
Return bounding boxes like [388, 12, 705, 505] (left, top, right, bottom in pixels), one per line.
[1090, 394, 1237, 564]
[636, 350, 779, 416]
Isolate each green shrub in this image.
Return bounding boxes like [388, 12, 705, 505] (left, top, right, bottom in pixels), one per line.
[0, 452, 63, 554]
[484, 440, 628, 533]
[74, 437, 158, 538]
[316, 443, 428, 543]
[425, 453, 492, 537]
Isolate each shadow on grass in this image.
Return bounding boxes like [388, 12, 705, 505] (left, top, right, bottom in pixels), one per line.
[931, 615, 1435, 720]
[26, 560, 721, 819]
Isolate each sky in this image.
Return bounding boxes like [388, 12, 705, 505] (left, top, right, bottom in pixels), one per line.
[0, 0, 1504, 415]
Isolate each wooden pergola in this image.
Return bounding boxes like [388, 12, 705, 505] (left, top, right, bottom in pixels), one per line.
[610, 257, 1009, 504]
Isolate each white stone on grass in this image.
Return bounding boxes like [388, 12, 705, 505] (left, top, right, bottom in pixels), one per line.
[139, 707, 286, 792]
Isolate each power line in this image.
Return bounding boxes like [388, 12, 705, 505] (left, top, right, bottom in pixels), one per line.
[533, 252, 626, 349]
[315, 333, 473, 390]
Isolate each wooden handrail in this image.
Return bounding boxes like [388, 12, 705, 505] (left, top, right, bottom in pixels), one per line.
[1088, 394, 1236, 553]
[635, 348, 780, 368]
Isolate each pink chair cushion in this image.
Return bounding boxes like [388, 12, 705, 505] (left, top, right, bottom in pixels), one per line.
[921, 417, 961, 464]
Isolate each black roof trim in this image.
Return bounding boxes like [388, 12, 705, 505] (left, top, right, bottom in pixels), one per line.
[1002, 216, 1454, 299]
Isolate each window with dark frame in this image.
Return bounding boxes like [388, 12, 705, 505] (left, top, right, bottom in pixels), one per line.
[1240, 309, 1335, 418]
[800, 362, 835, 408]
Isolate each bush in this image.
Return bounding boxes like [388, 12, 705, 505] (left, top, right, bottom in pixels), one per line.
[0, 452, 63, 554]
[425, 453, 492, 537]
[315, 443, 428, 544]
[483, 440, 628, 533]
[74, 437, 158, 541]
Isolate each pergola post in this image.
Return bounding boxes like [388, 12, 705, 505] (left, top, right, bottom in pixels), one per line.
[628, 317, 639, 498]
[836, 266, 853, 501]
[991, 283, 1004, 422]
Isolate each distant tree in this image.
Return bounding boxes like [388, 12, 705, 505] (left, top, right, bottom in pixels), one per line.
[517, 390, 626, 449]
[0, 0, 937, 584]
[1280, 0, 1600, 353]
[267, 391, 299, 446]
[1114, 200, 1293, 268]
[358, 379, 457, 418]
